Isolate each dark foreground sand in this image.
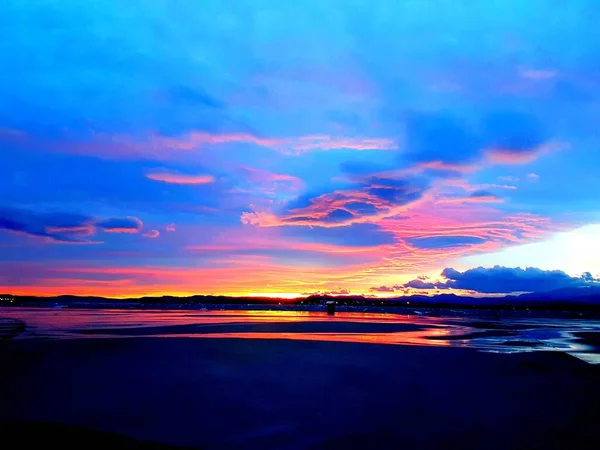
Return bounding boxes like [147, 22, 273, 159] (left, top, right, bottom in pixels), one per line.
[1, 334, 599, 450]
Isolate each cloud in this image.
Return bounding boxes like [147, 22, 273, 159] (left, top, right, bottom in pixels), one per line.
[142, 229, 160, 238]
[166, 223, 176, 232]
[481, 115, 565, 166]
[485, 146, 551, 165]
[401, 110, 556, 169]
[519, 68, 557, 80]
[403, 279, 442, 290]
[403, 113, 481, 165]
[100, 132, 399, 158]
[156, 132, 397, 154]
[146, 171, 215, 185]
[438, 190, 504, 205]
[370, 279, 450, 292]
[302, 289, 351, 296]
[96, 216, 143, 234]
[405, 236, 487, 249]
[287, 135, 397, 152]
[369, 285, 395, 292]
[44, 225, 95, 237]
[0, 208, 97, 244]
[0, 207, 153, 243]
[235, 166, 304, 196]
[528, 173, 540, 181]
[188, 236, 389, 258]
[1, 128, 397, 163]
[439, 266, 600, 294]
[243, 176, 429, 228]
[470, 190, 502, 200]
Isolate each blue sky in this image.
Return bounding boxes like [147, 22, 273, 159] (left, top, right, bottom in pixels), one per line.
[1, 0, 599, 297]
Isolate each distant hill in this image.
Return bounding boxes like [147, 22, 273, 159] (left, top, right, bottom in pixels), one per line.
[2, 286, 600, 310]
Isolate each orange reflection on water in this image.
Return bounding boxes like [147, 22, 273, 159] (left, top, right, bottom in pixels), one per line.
[0, 308, 464, 336]
[3, 308, 599, 363]
[150, 328, 459, 347]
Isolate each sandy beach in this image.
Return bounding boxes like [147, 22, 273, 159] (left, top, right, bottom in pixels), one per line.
[1, 309, 599, 449]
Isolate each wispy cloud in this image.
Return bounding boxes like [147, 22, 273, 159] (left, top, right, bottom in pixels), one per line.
[142, 229, 160, 238]
[148, 132, 398, 154]
[485, 142, 565, 165]
[146, 171, 215, 185]
[519, 68, 557, 80]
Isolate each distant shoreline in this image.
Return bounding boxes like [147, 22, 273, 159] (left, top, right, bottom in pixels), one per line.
[2, 297, 600, 319]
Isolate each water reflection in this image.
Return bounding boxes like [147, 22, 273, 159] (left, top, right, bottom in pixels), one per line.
[1, 307, 598, 363]
[150, 329, 458, 347]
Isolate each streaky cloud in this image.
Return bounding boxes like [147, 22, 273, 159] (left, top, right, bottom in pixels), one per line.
[146, 171, 215, 185]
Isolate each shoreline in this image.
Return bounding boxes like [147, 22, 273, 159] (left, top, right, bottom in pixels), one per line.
[3, 303, 600, 320]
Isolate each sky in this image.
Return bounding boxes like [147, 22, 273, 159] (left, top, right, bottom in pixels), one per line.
[1, 0, 600, 298]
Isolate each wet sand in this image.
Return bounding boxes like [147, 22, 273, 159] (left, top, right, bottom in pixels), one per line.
[1, 330, 599, 449]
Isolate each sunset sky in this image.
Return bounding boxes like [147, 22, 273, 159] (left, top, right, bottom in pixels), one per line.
[2, 1, 600, 298]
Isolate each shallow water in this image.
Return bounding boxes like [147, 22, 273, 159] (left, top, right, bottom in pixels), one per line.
[1, 307, 599, 363]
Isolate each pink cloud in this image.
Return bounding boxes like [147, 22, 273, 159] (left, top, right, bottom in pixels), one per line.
[485, 141, 565, 165]
[485, 149, 542, 165]
[44, 225, 95, 237]
[416, 160, 479, 173]
[3, 204, 567, 297]
[166, 223, 176, 232]
[142, 230, 160, 238]
[443, 179, 517, 192]
[287, 135, 397, 152]
[3, 129, 398, 161]
[437, 195, 504, 205]
[188, 238, 389, 257]
[103, 228, 139, 234]
[237, 166, 304, 195]
[363, 161, 479, 184]
[151, 132, 284, 150]
[96, 216, 143, 234]
[146, 171, 215, 185]
[153, 132, 397, 153]
[240, 180, 563, 282]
